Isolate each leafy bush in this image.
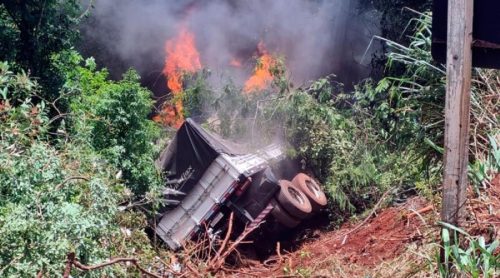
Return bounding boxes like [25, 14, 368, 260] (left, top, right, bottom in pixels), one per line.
[57, 52, 162, 196]
[182, 70, 213, 120]
[439, 223, 499, 278]
[274, 89, 359, 210]
[0, 62, 123, 277]
[177, 46, 438, 215]
[360, 13, 499, 194]
[352, 13, 445, 165]
[273, 79, 429, 213]
[169, 56, 289, 143]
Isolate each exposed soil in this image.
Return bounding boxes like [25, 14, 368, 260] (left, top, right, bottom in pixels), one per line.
[218, 175, 500, 277]
[222, 174, 500, 277]
[217, 196, 436, 277]
[466, 174, 500, 242]
[289, 197, 429, 267]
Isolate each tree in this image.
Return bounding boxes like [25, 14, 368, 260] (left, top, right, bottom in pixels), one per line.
[0, 1, 82, 102]
[58, 52, 162, 196]
[0, 59, 162, 277]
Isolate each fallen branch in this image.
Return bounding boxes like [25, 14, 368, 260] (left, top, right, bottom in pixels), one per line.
[62, 252, 162, 278]
[184, 261, 203, 277]
[276, 241, 283, 263]
[404, 205, 434, 225]
[405, 205, 434, 218]
[208, 221, 263, 272]
[214, 212, 234, 261]
[221, 266, 260, 277]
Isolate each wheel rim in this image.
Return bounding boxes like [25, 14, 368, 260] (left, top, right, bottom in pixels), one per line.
[288, 186, 305, 205]
[305, 179, 321, 198]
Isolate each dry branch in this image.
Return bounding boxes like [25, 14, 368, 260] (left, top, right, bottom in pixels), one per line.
[214, 212, 234, 260]
[208, 221, 263, 271]
[404, 205, 434, 219]
[62, 252, 162, 278]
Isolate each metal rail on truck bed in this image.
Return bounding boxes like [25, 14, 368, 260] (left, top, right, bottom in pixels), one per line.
[155, 144, 284, 250]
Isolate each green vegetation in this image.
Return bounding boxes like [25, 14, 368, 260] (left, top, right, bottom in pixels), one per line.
[0, 1, 83, 103]
[0, 62, 147, 276]
[0, 2, 165, 276]
[59, 52, 162, 196]
[184, 15, 447, 216]
[179, 12, 499, 276]
[0, 1, 498, 277]
[0, 39, 161, 278]
[439, 223, 500, 278]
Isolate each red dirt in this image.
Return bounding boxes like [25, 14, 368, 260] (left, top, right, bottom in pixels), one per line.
[466, 174, 500, 242]
[287, 197, 431, 267]
[228, 196, 436, 277]
[283, 175, 500, 272]
[224, 175, 500, 277]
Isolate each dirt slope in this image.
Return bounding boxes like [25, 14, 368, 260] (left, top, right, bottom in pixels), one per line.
[221, 174, 500, 277]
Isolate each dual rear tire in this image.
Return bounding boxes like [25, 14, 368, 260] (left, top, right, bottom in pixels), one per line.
[291, 173, 328, 212]
[276, 180, 311, 219]
[271, 174, 327, 228]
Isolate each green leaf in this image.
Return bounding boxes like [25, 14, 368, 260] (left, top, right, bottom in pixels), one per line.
[1, 87, 7, 99]
[439, 221, 471, 237]
[424, 137, 444, 154]
[375, 78, 390, 93]
[486, 240, 499, 254]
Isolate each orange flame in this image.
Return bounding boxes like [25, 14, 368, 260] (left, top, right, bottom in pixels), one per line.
[243, 41, 275, 93]
[154, 26, 201, 128]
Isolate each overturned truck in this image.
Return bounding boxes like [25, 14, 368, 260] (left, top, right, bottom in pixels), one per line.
[155, 119, 327, 250]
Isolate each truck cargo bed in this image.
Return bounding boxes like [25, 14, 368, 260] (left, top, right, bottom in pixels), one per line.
[155, 144, 283, 250]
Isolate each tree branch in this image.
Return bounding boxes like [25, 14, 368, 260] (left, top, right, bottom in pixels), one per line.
[63, 252, 162, 278]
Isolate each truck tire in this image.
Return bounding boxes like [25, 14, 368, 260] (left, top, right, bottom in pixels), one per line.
[292, 173, 327, 212]
[276, 180, 312, 219]
[270, 199, 300, 228]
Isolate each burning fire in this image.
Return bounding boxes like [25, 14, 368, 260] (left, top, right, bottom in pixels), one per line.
[154, 32, 277, 126]
[154, 26, 201, 128]
[243, 41, 275, 93]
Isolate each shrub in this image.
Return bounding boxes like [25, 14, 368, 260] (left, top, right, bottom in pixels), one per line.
[439, 223, 499, 278]
[179, 54, 434, 216]
[274, 80, 429, 213]
[0, 62, 123, 277]
[57, 52, 163, 196]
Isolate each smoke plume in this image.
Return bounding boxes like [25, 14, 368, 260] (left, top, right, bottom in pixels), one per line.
[80, 0, 380, 96]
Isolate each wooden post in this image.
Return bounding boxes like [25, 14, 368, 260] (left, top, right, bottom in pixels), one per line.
[441, 0, 473, 226]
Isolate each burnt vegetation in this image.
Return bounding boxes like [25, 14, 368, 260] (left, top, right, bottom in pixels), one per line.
[0, 1, 499, 277]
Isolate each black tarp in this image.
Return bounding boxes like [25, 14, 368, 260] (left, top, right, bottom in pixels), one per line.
[157, 118, 247, 195]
